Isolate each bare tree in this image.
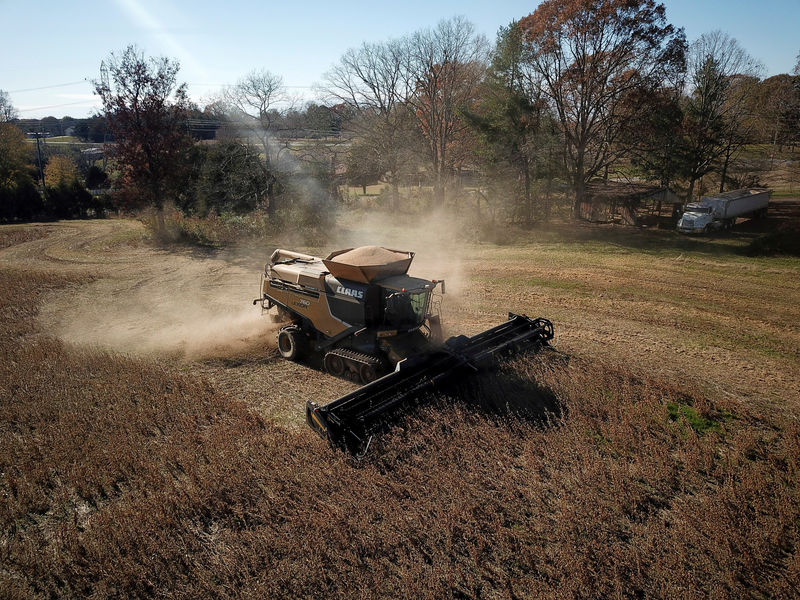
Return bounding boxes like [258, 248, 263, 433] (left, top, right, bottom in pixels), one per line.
[404, 16, 489, 207]
[520, 0, 685, 218]
[225, 70, 285, 158]
[324, 39, 419, 210]
[683, 31, 762, 199]
[224, 69, 287, 214]
[325, 17, 487, 210]
[0, 90, 18, 122]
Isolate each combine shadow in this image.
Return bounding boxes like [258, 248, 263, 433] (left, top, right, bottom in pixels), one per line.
[449, 363, 565, 424]
[409, 350, 568, 430]
[363, 351, 570, 466]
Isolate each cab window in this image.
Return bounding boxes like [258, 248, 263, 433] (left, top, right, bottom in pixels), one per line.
[384, 291, 428, 329]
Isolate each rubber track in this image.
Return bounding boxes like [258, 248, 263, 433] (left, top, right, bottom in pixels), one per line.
[325, 347, 382, 369]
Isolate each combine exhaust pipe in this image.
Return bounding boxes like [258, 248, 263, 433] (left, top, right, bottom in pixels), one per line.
[306, 313, 554, 455]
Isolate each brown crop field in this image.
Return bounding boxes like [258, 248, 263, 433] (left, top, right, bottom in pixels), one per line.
[1, 205, 799, 598]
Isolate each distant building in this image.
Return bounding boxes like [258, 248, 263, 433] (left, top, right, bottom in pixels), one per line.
[81, 147, 104, 160]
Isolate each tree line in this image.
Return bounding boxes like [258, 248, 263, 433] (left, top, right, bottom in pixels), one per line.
[2, 0, 799, 227]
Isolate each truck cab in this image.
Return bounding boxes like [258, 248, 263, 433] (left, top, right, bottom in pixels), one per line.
[677, 203, 715, 233]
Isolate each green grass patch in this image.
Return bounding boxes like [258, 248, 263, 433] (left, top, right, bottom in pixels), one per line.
[344, 184, 386, 197]
[769, 190, 800, 198]
[667, 401, 729, 435]
[527, 276, 588, 292]
[44, 136, 81, 143]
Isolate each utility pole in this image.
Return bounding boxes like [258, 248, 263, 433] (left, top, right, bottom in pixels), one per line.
[27, 132, 49, 193]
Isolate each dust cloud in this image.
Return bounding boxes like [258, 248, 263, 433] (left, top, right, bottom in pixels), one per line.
[40, 247, 279, 360]
[38, 210, 472, 360]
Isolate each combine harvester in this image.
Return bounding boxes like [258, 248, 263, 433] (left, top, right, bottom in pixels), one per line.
[254, 246, 554, 454]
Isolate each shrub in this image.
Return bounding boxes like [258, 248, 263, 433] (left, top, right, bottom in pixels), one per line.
[45, 181, 95, 219]
[0, 179, 43, 222]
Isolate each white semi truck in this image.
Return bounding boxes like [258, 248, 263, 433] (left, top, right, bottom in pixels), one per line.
[677, 188, 771, 233]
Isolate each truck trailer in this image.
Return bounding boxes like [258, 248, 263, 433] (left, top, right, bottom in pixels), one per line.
[677, 188, 771, 233]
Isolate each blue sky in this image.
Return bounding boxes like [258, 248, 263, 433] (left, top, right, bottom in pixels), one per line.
[1, 0, 798, 119]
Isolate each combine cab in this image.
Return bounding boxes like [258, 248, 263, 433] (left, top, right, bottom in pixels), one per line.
[254, 246, 554, 454]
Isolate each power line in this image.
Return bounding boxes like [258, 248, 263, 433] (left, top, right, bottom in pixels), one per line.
[8, 80, 89, 93]
[17, 100, 98, 113]
[186, 83, 314, 89]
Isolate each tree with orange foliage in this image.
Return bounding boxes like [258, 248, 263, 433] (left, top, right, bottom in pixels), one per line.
[519, 0, 685, 218]
[94, 46, 192, 230]
[44, 155, 79, 188]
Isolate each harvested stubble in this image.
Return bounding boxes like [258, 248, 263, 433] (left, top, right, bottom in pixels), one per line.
[1, 269, 798, 599]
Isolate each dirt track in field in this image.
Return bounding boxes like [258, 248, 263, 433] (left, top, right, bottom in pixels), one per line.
[2, 212, 799, 422]
[0, 220, 358, 424]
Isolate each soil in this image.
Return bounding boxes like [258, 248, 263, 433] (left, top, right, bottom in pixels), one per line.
[0, 220, 357, 426]
[733, 196, 800, 233]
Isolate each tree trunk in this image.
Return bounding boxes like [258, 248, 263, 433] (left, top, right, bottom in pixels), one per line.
[572, 183, 584, 220]
[263, 137, 274, 215]
[391, 181, 400, 212]
[431, 137, 445, 208]
[572, 153, 585, 220]
[544, 177, 552, 222]
[433, 175, 445, 208]
[151, 176, 165, 235]
[266, 177, 276, 217]
[155, 207, 165, 236]
[685, 177, 697, 202]
[719, 145, 732, 193]
[572, 172, 585, 220]
[523, 157, 532, 227]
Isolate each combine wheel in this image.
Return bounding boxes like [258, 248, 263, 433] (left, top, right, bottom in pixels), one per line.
[324, 352, 346, 377]
[277, 327, 304, 360]
[534, 318, 555, 341]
